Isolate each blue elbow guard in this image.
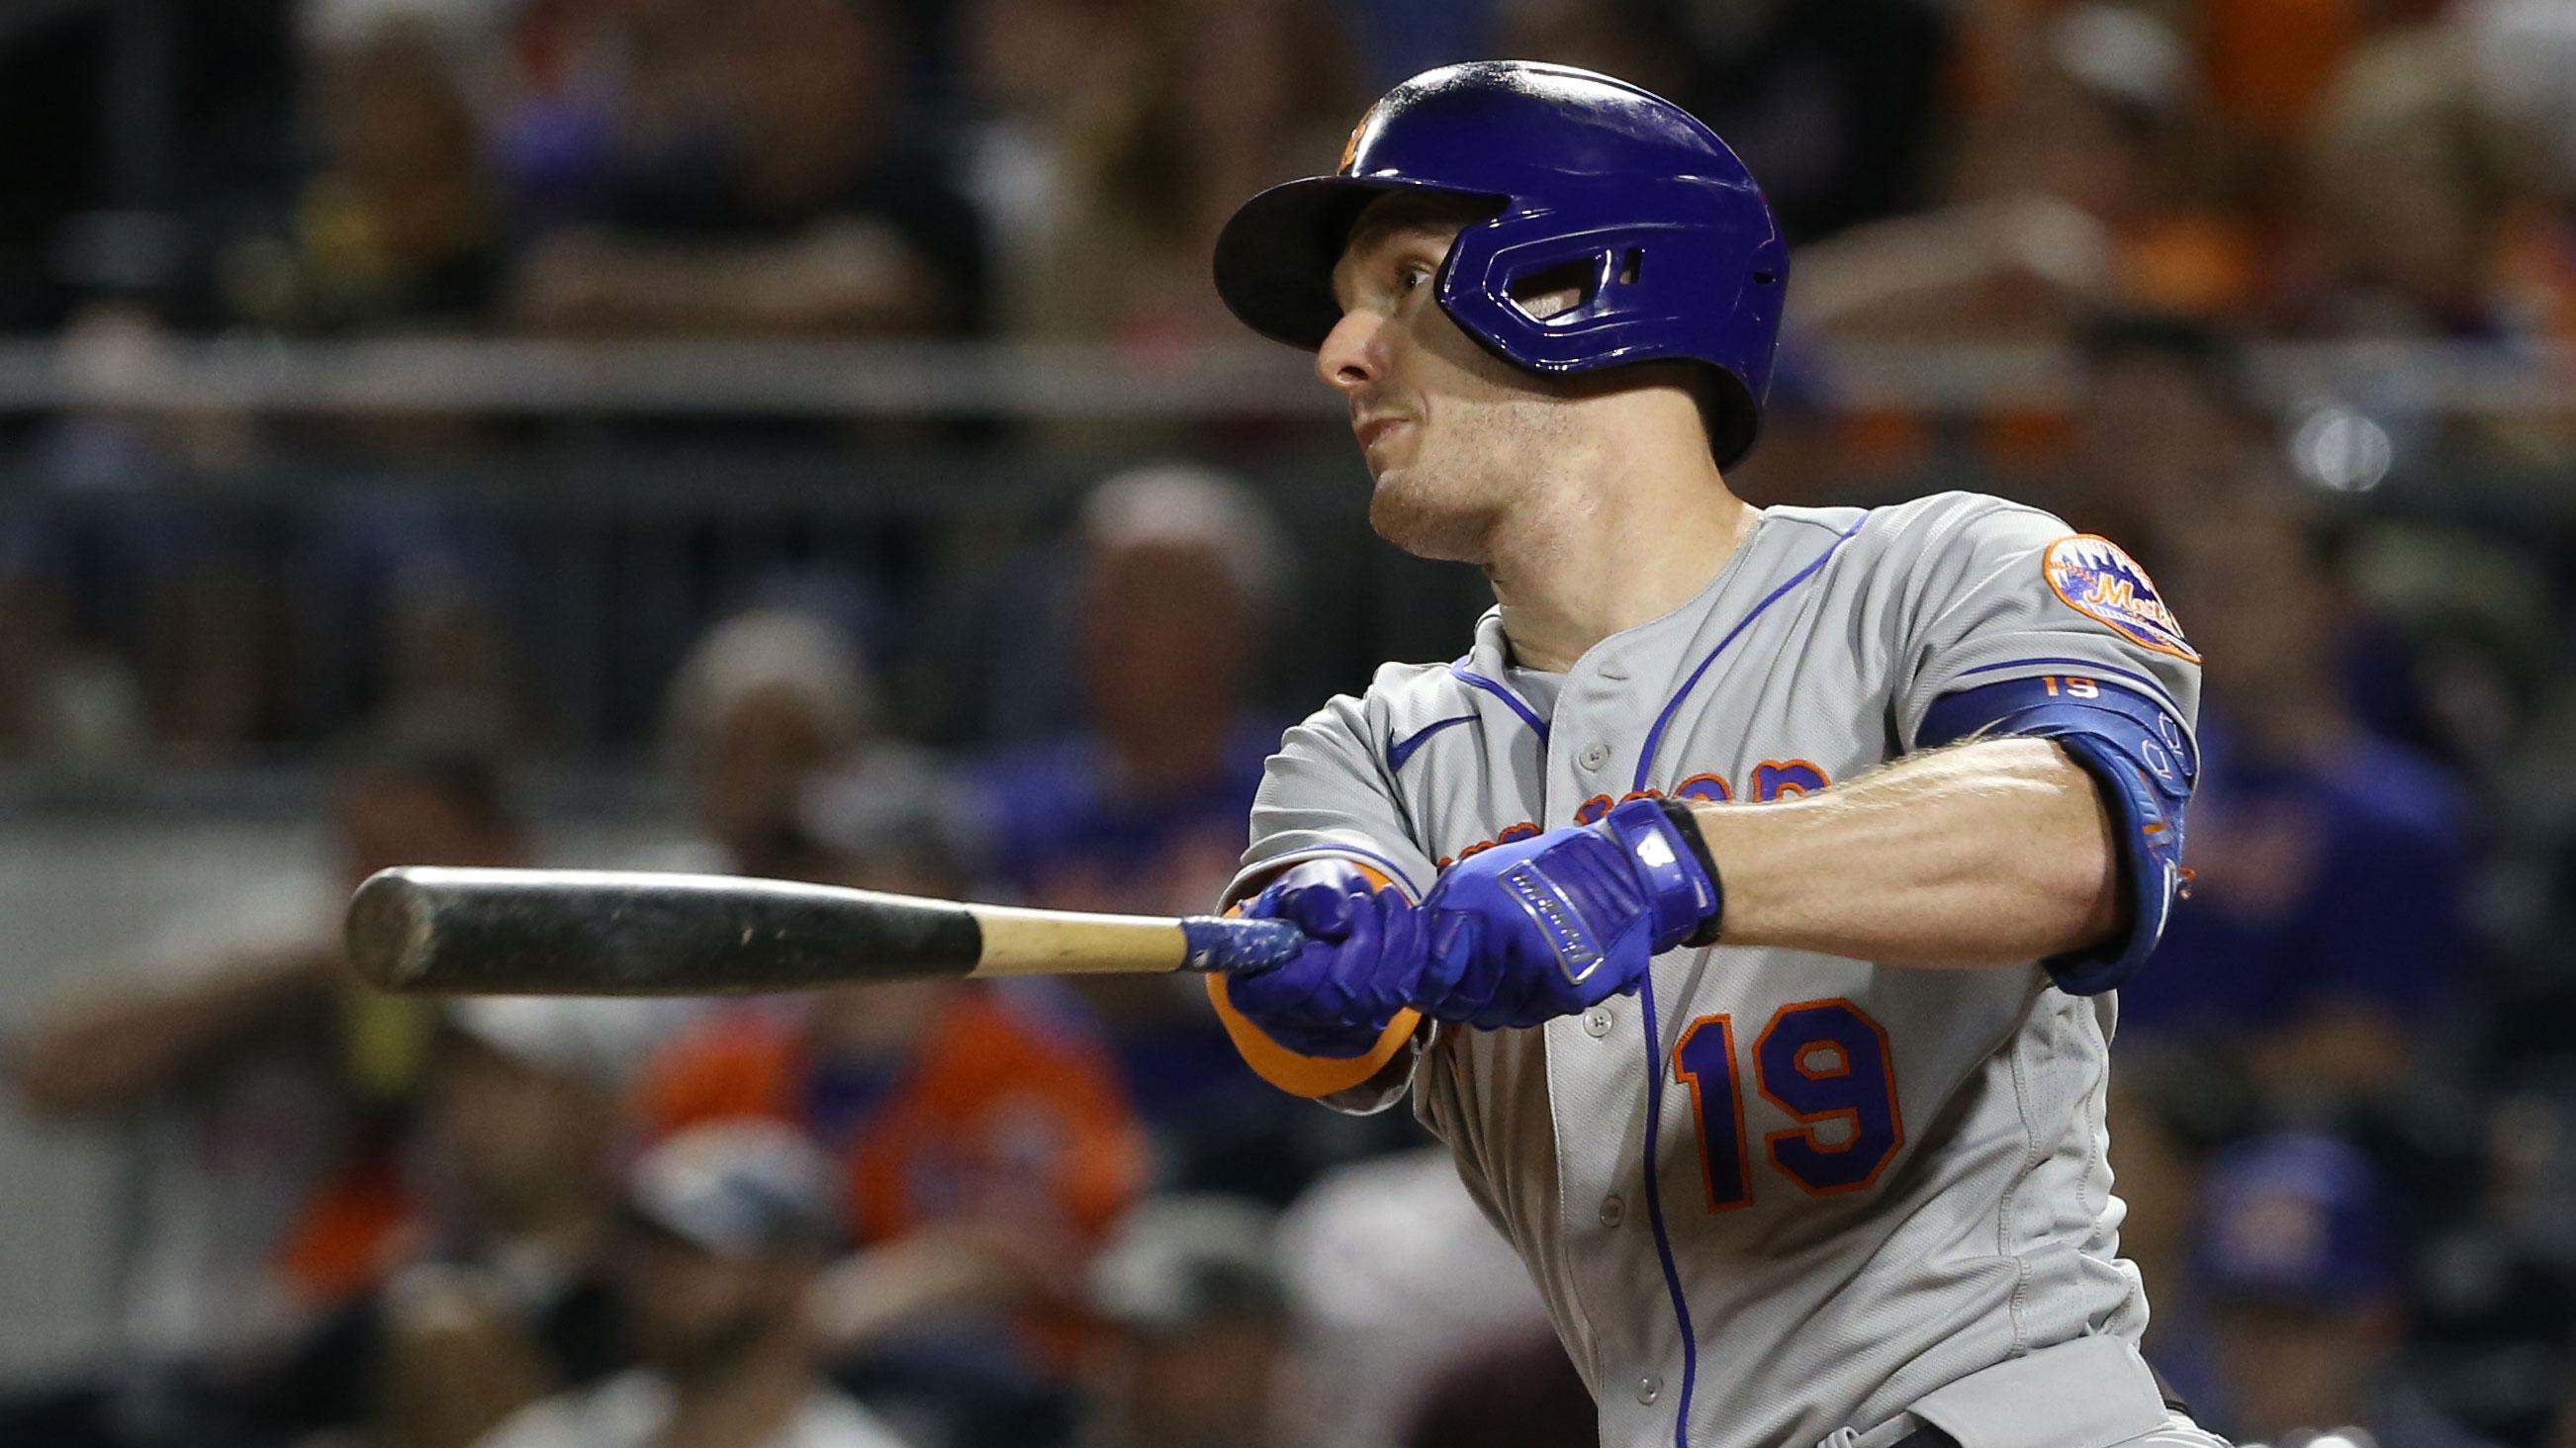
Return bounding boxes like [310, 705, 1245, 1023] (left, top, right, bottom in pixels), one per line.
[1917, 677, 2196, 994]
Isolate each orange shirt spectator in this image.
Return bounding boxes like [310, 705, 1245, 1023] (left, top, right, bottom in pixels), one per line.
[2200, 0, 2365, 146]
[637, 981, 1146, 1250]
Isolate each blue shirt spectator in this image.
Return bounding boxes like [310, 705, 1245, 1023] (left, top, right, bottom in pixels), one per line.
[2120, 712, 2471, 1037]
[2172, 1132, 2502, 1448]
[968, 467, 1292, 1152]
[978, 722, 1276, 915]
[2135, 498, 2478, 1104]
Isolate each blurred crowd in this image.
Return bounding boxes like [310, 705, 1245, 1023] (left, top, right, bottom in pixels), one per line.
[0, 463, 1558, 1448]
[0, 0, 2571, 351]
[1, 1, 2575, 1447]
[0, 0, 2572, 764]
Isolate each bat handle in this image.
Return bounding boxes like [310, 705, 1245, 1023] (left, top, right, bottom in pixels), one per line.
[1176, 915, 1308, 974]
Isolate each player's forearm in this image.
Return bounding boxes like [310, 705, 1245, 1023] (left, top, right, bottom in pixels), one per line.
[12, 949, 333, 1116]
[1682, 738, 2121, 968]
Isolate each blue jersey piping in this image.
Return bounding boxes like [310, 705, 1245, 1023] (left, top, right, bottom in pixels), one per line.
[1388, 713, 1479, 773]
[1632, 517, 1868, 794]
[1636, 974, 1701, 1448]
[1448, 662, 1551, 745]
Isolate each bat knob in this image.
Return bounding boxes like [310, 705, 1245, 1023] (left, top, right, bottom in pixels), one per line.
[1177, 915, 1309, 974]
[346, 868, 437, 991]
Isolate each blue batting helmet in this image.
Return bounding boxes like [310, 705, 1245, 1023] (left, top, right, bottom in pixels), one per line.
[1212, 60, 1790, 467]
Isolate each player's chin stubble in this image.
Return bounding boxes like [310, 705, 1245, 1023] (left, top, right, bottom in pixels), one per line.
[1369, 460, 1500, 563]
[1367, 406, 1570, 565]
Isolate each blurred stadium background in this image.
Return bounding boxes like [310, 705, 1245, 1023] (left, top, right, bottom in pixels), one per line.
[1, 0, 2573, 1445]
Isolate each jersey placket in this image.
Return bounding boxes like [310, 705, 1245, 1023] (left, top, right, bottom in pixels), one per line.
[1540, 639, 1688, 1444]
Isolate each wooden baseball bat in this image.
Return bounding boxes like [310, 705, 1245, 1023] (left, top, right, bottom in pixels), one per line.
[345, 866, 1308, 997]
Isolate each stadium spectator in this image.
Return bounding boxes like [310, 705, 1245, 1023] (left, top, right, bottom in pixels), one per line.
[1020, 0, 1353, 353]
[2197, 0, 2373, 158]
[1277, 1147, 1558, 1448]
[1797, 3, 2255, 341]
[2189, 1132, 2500, 1448]
[2396, 1088, 2576, 1448]
[637, 971, 1144, 1264]
[0, 515, 147, 767]
[202, 8, 505, 335]
[970, 465, 1290, 1145]
[2123, 501, 2473, 1103]
[2108, 1047, 2263, 1415]
[226, 996, 673, 1448]
[976, 465, 1282, 919]
[948, 0, 1136, 333]
[636, 831, 1145, 1391]
[129, 511, 286, 760]
[6, 724, 521, 1439]
[662, 605, 901, 881]
[2046, 313, 2270, 557]
[2057, 313, 2541, 775]
[4, 6, 2576, 1446]
[476, 1123, 912, 1448]
[2279, 24, 2530, 341]
[506, 0, 986, 338]
[297, 493, 535, 752]
[1078, 1196, 1300, 1448]
[2469, 0, 2576, 289]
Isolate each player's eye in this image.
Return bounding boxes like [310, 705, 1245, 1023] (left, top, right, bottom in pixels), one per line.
[1395, 262, 1433, 296]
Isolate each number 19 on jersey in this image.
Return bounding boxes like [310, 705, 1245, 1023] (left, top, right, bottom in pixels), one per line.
[1673, 999, 1905, 1211]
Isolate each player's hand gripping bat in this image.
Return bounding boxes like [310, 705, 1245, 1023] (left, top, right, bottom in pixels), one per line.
[344, 866, 1307, 996]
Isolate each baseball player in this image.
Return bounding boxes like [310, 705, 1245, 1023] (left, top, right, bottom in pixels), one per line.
[1199, 62, 2218, 1448]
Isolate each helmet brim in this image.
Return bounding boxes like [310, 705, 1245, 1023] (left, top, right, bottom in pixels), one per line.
[1211, 173, 1499, 352]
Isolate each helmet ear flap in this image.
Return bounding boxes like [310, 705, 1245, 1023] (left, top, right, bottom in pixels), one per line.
[1700, 367, 1761, 470]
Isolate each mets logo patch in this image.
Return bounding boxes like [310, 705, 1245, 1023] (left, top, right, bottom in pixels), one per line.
[2042, 535, 2198, 662]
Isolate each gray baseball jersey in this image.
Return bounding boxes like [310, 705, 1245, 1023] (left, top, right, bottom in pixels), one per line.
[1227, 492, 2203, 1448]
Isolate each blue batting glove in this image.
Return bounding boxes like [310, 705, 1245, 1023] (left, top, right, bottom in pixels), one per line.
[1226, 860, 1450, 1058]
[1415, 798, 1722, 1031]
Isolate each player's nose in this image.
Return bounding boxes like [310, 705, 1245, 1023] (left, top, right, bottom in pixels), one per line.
[1316, 310, 1385, 396]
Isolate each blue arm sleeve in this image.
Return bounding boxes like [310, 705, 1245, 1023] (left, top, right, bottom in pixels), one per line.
[1916, 677, 2197, 995]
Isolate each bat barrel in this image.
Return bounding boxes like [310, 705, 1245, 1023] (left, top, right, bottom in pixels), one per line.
[345, 866, 1308, 997]
[346, 869, 441, 990]
[347, 866, 986, 996]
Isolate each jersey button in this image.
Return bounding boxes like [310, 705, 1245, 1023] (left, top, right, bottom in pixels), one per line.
[1578, 743, 1610, 771]
[1580, 1006, 1613, 1038]
[1599, 1195, 1623, 1226]
[1636, 1376, 1662, 1405]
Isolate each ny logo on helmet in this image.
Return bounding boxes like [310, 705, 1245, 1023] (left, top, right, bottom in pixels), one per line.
[1337, 105, 1378, 174]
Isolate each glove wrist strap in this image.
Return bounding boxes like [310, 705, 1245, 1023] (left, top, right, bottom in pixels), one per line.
[1653, 797, 1726, 948]
[1598, 797, 1725, 950]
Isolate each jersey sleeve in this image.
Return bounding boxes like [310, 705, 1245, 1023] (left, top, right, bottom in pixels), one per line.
[1885, 494, 2203, 994]
[1223, 691, 1441, 906]
[1207, 690, 1443, 1108]
[1885, 494, 2202, 751]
